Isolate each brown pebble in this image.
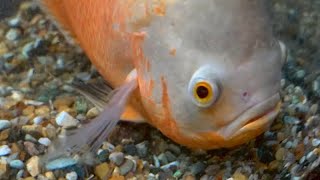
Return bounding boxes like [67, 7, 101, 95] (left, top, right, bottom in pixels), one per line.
[232, 171, 248, 180]
[22, 106, 35, 116]
[275, 148, 286, 161]
[35, 106, 50, 118]
[110, 174, 125, 180]
[24, 141, 40, 156]
[0, 129, 10, 141]
[95, 163, 111, 180]
[53, 96, 75, 109]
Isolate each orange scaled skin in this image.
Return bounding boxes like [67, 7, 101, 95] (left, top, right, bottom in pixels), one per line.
[41, 0, 282, 150]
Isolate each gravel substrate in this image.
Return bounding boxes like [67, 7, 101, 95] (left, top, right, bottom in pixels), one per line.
[0, 0, 319, 179]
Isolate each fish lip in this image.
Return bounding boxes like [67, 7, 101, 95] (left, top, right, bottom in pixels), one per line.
[217, 93, 281, 140]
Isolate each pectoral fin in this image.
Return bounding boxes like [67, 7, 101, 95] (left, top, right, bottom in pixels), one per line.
[42, 79, 138, 165]
[72, 78, 146, 123]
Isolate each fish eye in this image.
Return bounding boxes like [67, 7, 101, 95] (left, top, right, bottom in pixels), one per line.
[188, 66, 220, 108]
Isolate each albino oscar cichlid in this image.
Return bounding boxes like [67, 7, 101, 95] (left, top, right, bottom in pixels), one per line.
[38, 0, 287, 161]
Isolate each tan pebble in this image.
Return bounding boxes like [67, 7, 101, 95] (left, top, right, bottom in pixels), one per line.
[58, 178, 66, 180]
[22, 125, 43, 136]
[23, 106, 35, 116]
[45, 171, 56, 180]
[35, 106, 50, 117]
[275, 148, 286, 161]
[20, 151, 27, 161]
[113, 166, 120, 176]
[86, 107, 99, 119]
[53, 96, 75, 109]
[184, 174, 196, 180]
[24, 177, 36, 180]
[277, 132, 285, 142]
[0, 129, 10, 141]
[0, 42, 8, 56]
[0, 160, 7, 177]
[95, 163, 111, 180]
[110, 175, 125, 180]
[26, 156, 41, 177]
[295, 144, 305, 160]
[268, 160, 280, 171]
[11, 143, 20, 153]
[232, 171, 248, 180]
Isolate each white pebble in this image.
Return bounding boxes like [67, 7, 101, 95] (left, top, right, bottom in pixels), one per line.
[55, 111, 79, 128]
[33, 116, 44, 125]
[66, 171, 78, 180]
[0, 145, 11, 156]
[10, 91, 24, 101]
[38, 137, 51, 146]
[0, 120, 11, 131]
[312, 139, 320, 147]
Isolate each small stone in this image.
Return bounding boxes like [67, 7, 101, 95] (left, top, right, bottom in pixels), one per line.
[306, 150, 317, 162]
[164, 151, 176, 162]
[94, 163, 110, 180]
[0, 145, 11, 156]
[66, 171, 78, 180]
[8, 17, 21, 26]
[275, 148, 286, 161]
[5, 28, 21, 41]
[9, 159, 24, 169]
[190, 162, 206, 175]
[16, 169, 24, 179]
[119, 159, 134, 175]
[24, 142, 40, 156]
[109, 152, 124, 166]
[53, 97, 75, 109]
[38, 137, 51, 146]
[75, 98, 88, 114]
[32, 116, 43, 125]
[22, 125, 43, 136]
[0, 160, 8, 177]
[173, 170, 183, 178]
[26, 156, 40, 177]
[123, 144, 137, 156]
[232, 171, 248, 180]
[45, 171, 55, 179]
[283, 116, 300, 125]
[86, 107, 99, 119]
[312, 139, 320, 147]
[158, 153, 168, 165]
[45, 158, 77, 170]
[168, 144, 181, 154]
[135, 141, 148, 158]
[55, 111, 78, 128]
[0, 129, 10, 141]
[0, 120, 11, 131]
[25, 134, 37, 142]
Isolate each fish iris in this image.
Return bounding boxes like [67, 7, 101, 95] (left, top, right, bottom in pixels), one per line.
[193, 81, 213, 104]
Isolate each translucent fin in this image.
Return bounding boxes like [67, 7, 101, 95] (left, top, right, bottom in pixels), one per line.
[41, 80, 137, 165]
[72, 79, 146, 122]
[72, 79, 113, 111]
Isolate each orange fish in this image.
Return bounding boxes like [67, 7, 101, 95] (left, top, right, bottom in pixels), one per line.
[39, 0, 287, 160]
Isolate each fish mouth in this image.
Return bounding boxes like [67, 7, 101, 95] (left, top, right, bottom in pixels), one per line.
[218, 93, 281, 140]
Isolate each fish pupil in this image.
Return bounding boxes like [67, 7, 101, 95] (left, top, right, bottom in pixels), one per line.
[197, 86, 209, 99]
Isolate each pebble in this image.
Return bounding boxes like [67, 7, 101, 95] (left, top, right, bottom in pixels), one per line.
[24, 141, 40, 156]
[312, 139, 320, 147]
[161, 161, 180, 170]
[25, 134, 37, 142]
[66, 171, 78, 180]
[158, 153, 168, 165]
[32, 116, 43, 125]
[164, 151, 176, 162]
[26, 156, 40, 177]
[135, 141, 148, 158]
[275, 148, 286, 161]
[168, 144, 181, 155]
[109, 152, 124, 166]
[0, 160, 8, 177]
[0, 120, 11, 131]
[55, 111, 79, 128]
[123, 144, 137, 156]
[190, 162, 206, 175]
[119, 159, 134, 175]
[0, 145, 11, 156]
[38, 137, 51, 146]
[5, 28, 21, 41]
[9, 159, 24, 169]
[86, 107, 100, 119]
[94, 163, 110, 179]
[232, 171, 248, 180]
[45, 158, 77, 170]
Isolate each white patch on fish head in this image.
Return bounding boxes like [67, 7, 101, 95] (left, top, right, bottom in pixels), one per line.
[135, 0, 283, 142]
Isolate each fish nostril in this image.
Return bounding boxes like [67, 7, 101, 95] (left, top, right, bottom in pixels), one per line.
[242, 92, 248, 97]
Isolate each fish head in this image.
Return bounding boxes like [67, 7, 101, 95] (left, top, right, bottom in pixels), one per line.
[131, 0, 286, 149]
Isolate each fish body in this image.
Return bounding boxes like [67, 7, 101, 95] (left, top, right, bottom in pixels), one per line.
[40, 0, 286, 154]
